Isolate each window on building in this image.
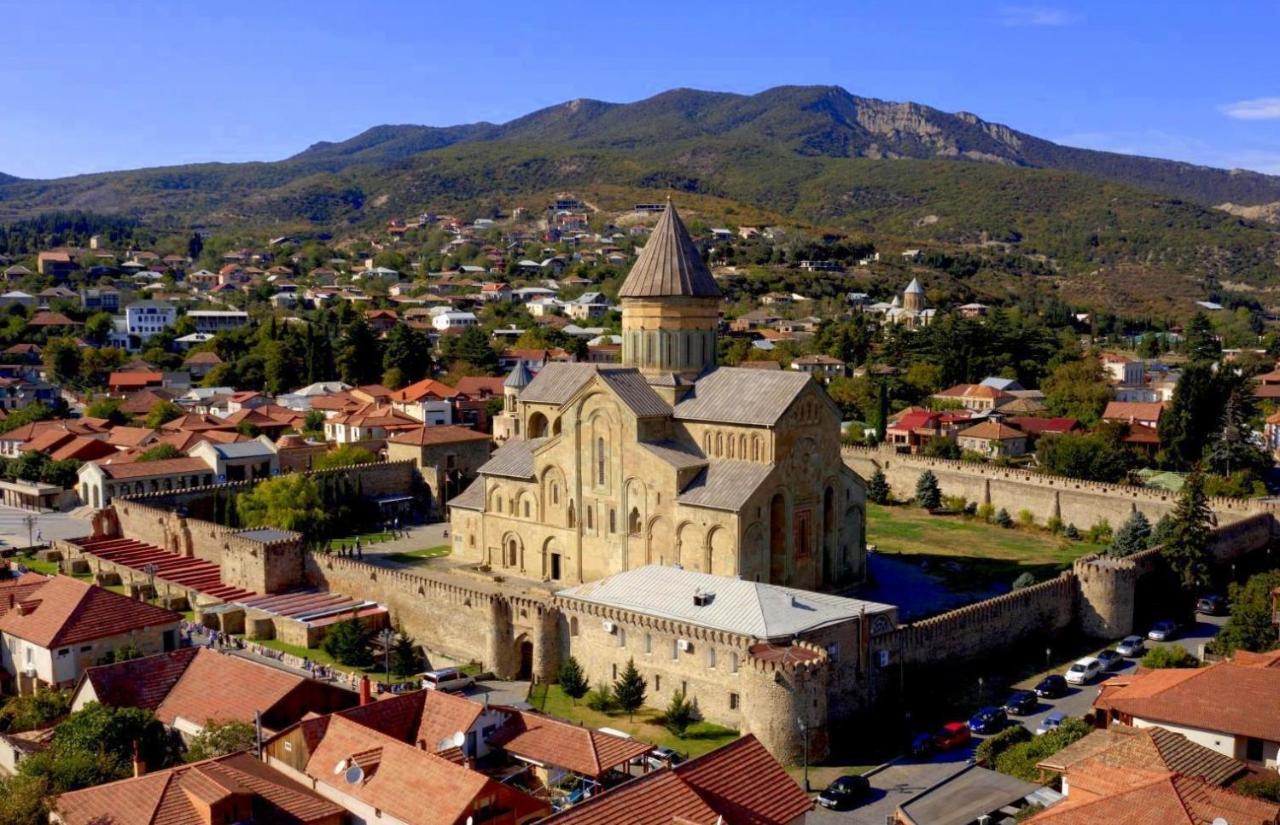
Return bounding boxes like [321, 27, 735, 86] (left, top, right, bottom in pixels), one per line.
[629, 508, 641, 535]
[826, 643, 840, 662]
[618, 628, 627, 648]
[644, 633, 652, 654]
[570, 617, 579, 636]
[706, 648, 716, 669]
[1246, 737, 1265, 762]
[730, 652, 739, 673]
[596, 436, 606, 485]
[609, 509, 616, 533]
[586, 506, 594, 530]
[568, 501, 576, 527]
[729, 692, 739, 710]
[552, 483, 559, 504]
[670, 640, 678, 660]
[655, 674, 661, 692]
[523, 501, 530, 518]
[612, 663, 618, 681]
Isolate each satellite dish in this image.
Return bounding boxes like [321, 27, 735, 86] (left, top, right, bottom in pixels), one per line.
[344, 764, 365, 785]
[452, 731, 466, 748]
[437, 737, 455, 751]
[1212, 819, 1229, 825]
[332, 759, 347, 775]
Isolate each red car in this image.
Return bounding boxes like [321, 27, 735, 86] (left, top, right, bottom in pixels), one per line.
[934, 722, 972, 751]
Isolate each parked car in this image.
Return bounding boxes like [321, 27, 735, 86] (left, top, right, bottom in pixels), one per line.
[934, 722, 972, 750]
[1116, 635, 1146, 658]
[816, 775, 871, 810]
[1034, 674, 1068, 698]
[1036, 710, 1066, 736]
[968, 706, 1007, 734]
[1065, 657, 1102, 685]
[1196, 595, 1227, 616]
[910, 732, 936, 758]
[1004, 690, 1038, 716]
[1096, 649, 1124, 672]
[420, 667, 474, 692]
[1147, 620, 1179, 641]
[646, 747, 684, 770]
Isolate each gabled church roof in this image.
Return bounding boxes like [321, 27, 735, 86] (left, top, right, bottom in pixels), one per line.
[618, 202, 721, 299]
[503, 360, 535, 390]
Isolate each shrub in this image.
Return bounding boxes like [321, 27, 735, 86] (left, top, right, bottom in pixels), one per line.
[663, 688, 699, 738]
[963, 502, 978, 517]
[185, 720, 255, 762]
[1063, 523, 1081, 540]
[977, 503, 995, 522]
[975, 724, 1031, 766]
[1235, 774, 1280, 803]
[585, 684, 616, 712]
[995, 508, 1013, 528]
[942, 495, 968, 514]
[1140, 645, 1199, 669]
[1086, 518, 1113, 544]
[1016, 509, 1036, 528]
[1012, 572, 1036, 590]
[993, 718, 1091, 781]
[1046, 516, 1064, 534]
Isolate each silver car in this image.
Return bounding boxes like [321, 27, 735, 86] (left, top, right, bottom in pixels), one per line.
[1147, 620, 1178, 641]
[1116, 636, 1145, 657]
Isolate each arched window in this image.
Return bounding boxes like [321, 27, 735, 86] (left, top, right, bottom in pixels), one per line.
[523, 501, 530, 518]
[568, 501, 576, 528]
[609, 509, 616, 533]
[629, 507, 641, 535]
[596, 436, 606, 485]
[570, 617, 580, 637]
[586, 506, 594, 530]
[496, 497, 503, 513]
[752, 435, 761, 461]
[727, 435, 735, 458]
[703, 432, 711, 453]
[715, 432, 723, 456]
[551, 483, 559, 504]
[506, 540, 518, 567]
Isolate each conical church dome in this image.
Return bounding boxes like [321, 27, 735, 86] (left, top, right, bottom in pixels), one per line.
[618, 202, 721, 299]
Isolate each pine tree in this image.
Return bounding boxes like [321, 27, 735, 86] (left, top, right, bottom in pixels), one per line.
[915, 470, 941, 510]
[867, 469, 891, 505]
[389, 627, 422, 678]
[558, 656, 589, 703]
[322, 613, 374, 667]
[612, 658, 647, 719]
[336, 316, 382, 386]
[1108, 511, 1152, 557]
[382, 324, 432, 384]
[663, 688, 698, 737]
[1163, 465, 1215, 589]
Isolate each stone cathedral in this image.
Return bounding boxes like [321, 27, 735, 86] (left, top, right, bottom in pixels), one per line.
[450, 202, 866, 591]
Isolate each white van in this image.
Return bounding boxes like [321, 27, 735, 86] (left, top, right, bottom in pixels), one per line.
[1065, 657, 1102, 685]
[421, 668, 475, 693]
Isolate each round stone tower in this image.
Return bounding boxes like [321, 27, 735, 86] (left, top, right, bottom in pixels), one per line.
[619, 201, 722, 387]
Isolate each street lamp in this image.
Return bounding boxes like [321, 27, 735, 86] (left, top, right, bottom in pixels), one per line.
[1046, 647, 1052, 669]
[380, 627, 395, 682]
[796, 716, 810, 792]
[977, 676, 985, 705]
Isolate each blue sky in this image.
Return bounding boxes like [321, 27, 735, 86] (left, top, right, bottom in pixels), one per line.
[3, 1, 1278, 179]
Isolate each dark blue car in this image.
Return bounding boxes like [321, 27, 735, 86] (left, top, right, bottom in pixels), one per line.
[1003, 690, 1038, 716]
[968, 706, 1007, 734]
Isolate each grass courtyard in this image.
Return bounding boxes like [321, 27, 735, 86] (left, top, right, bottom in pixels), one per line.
[866, 502, 1104, 589]
[383, 545, 451, 566]
[528, 683, 739, 759]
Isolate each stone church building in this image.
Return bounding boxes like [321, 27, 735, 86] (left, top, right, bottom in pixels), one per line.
[450, 202, 867, 592]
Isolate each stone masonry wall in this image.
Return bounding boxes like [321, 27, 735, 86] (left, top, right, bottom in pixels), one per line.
[844, 446, 1274, 528]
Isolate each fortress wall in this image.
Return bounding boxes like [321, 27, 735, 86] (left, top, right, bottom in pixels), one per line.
[891, 573, 1078, 666]
[844, 446, 1273, 528]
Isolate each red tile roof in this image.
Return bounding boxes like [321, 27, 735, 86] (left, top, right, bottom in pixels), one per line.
[77, 646, 200, 712]
[490, 709, 652, 777]
[957, 420, 1026, 441]
[1095, 651, 1280, 743]
[91, 456, 211, 480]
[1102, 401, 1165, 423]
[49, 435, 118, 462]
[387, 425, 491, 447]
[452, 376, 506, 398]
[1025, 772, 1280, 825]
[543, 734, 811, 825]
[29, 311, 81, 326]
[393, 377, 459, 402]
[53, 751, 343, 825]
[108, 370, 163, 390]
[0, 572, 53, 618]
[1005, 416, 1080, 435]
[0, 576, 179, 647]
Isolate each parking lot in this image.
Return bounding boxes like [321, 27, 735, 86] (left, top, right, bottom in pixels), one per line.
[805, 613, 1228, 823]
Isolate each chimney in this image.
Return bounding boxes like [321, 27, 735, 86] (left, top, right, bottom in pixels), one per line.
[132, 741, 146, 778]
[359, 675, 371, 706]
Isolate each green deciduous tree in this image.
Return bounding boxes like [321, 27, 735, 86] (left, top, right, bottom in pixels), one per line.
[0, 690, 70, 733]
[1159, 363, 1225, 469]
[312, 445, 376, 470]
[184, 720, 256, 762]
[1042, 358, 1112, 426]
[1035, 428, 1132, 483]
[42, 337, 82, 384]
[235, 474, 325, 538]
[612, 658, 647, 719]
[137, 444, 184, 463]
[321, 614, 374, 668]
[1211, 570, 1280, 656]
[915, 470, 941, 510]
[143, 400, 184, 429]
[382, 323, 432, 384]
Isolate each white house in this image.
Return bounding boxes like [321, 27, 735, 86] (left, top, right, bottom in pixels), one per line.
[0, 575, 180, 695]
[124, 300, 177, 340]
[188, 310, 250, 333]
[432, 311, 479, 331]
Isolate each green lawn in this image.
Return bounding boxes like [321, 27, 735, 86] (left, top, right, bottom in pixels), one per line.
[529, 684, 739, 759]
[324, 531, 396, 551]
[247, 636, 481, 685]
[867, 503, 1103, 588]
[14, 555, 62, 576]
[384, 545, 451, 565]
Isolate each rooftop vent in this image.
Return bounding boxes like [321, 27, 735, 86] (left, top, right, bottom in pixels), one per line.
[692, 590, 714, 607]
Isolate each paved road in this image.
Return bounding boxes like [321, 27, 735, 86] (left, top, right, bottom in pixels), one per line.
[0, 505, 90, 547]
[806, 613, 1227, 823]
